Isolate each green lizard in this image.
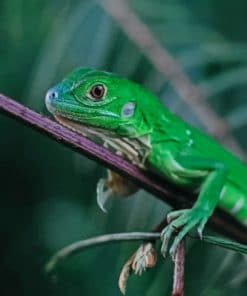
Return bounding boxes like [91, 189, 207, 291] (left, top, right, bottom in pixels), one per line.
[45, 67, 247, 258]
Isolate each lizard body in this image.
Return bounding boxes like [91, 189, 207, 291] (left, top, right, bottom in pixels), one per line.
[45, 67, 247, 256]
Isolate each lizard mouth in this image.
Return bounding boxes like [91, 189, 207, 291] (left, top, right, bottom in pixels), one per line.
[54, 114, 150, 168]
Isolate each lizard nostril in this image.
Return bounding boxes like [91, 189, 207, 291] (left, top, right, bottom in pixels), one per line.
[45, 89, 58, 113]
[50, 90, 58, 100]
[46, 89, 58, 103]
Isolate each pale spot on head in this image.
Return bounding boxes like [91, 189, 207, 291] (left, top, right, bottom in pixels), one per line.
[121, 102, 135, 118]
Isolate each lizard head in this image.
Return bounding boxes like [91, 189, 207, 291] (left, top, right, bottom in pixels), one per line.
[45, 67, 152, 138]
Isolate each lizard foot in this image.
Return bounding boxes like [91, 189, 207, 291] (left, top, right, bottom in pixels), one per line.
[96, 178, 112, 212]
[96, 170, 138, 212]
[161, 208, 209, 260]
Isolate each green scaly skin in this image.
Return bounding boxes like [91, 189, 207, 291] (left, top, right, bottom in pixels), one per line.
[45, 68, 247, 258]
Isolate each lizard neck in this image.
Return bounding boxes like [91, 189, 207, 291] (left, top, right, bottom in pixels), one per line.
[54, 115, 151, 168]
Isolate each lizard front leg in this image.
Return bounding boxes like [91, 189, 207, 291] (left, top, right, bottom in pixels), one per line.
[161, 155, 228, 259]
[97, 169, 138, 212]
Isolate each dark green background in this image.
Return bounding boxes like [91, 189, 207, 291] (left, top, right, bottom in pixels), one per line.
[1, 1, 247, 295]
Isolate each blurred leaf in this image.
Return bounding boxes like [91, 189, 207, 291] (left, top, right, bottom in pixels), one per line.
[227, 104, 247, 129]
[200, 66, 247, 97]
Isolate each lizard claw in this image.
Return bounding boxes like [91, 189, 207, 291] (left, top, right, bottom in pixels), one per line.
[96, 170, 138, 213]
[161, 208, 210, 259]
[96, 178, 112, 213]
[167, 209, 187, 224]
[197, 217, 207, 240]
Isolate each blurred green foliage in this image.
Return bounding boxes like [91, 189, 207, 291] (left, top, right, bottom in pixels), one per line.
[0, 0, 247, 295]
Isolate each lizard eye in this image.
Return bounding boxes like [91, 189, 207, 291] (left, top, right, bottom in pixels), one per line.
[89, 84, 106, 100]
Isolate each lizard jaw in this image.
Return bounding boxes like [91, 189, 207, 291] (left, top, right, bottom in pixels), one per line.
[53, 114, 150, 168]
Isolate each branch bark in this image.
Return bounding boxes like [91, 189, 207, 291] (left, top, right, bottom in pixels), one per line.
[0, 94, 247, 244]
[172, 240, 185, 296]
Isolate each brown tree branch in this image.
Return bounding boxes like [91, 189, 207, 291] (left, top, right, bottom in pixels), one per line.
[99, 0, 246, 160]
[172, 240, 185, 296]
[0, 93, 247, 244]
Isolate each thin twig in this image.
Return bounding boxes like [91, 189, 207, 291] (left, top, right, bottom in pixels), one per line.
[45, 231, 247, 274]
[45, 232, 160, 273]
[172, 240, 185, 296]
[0, 94, 247, 244]
[99, 0, 246, 160]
